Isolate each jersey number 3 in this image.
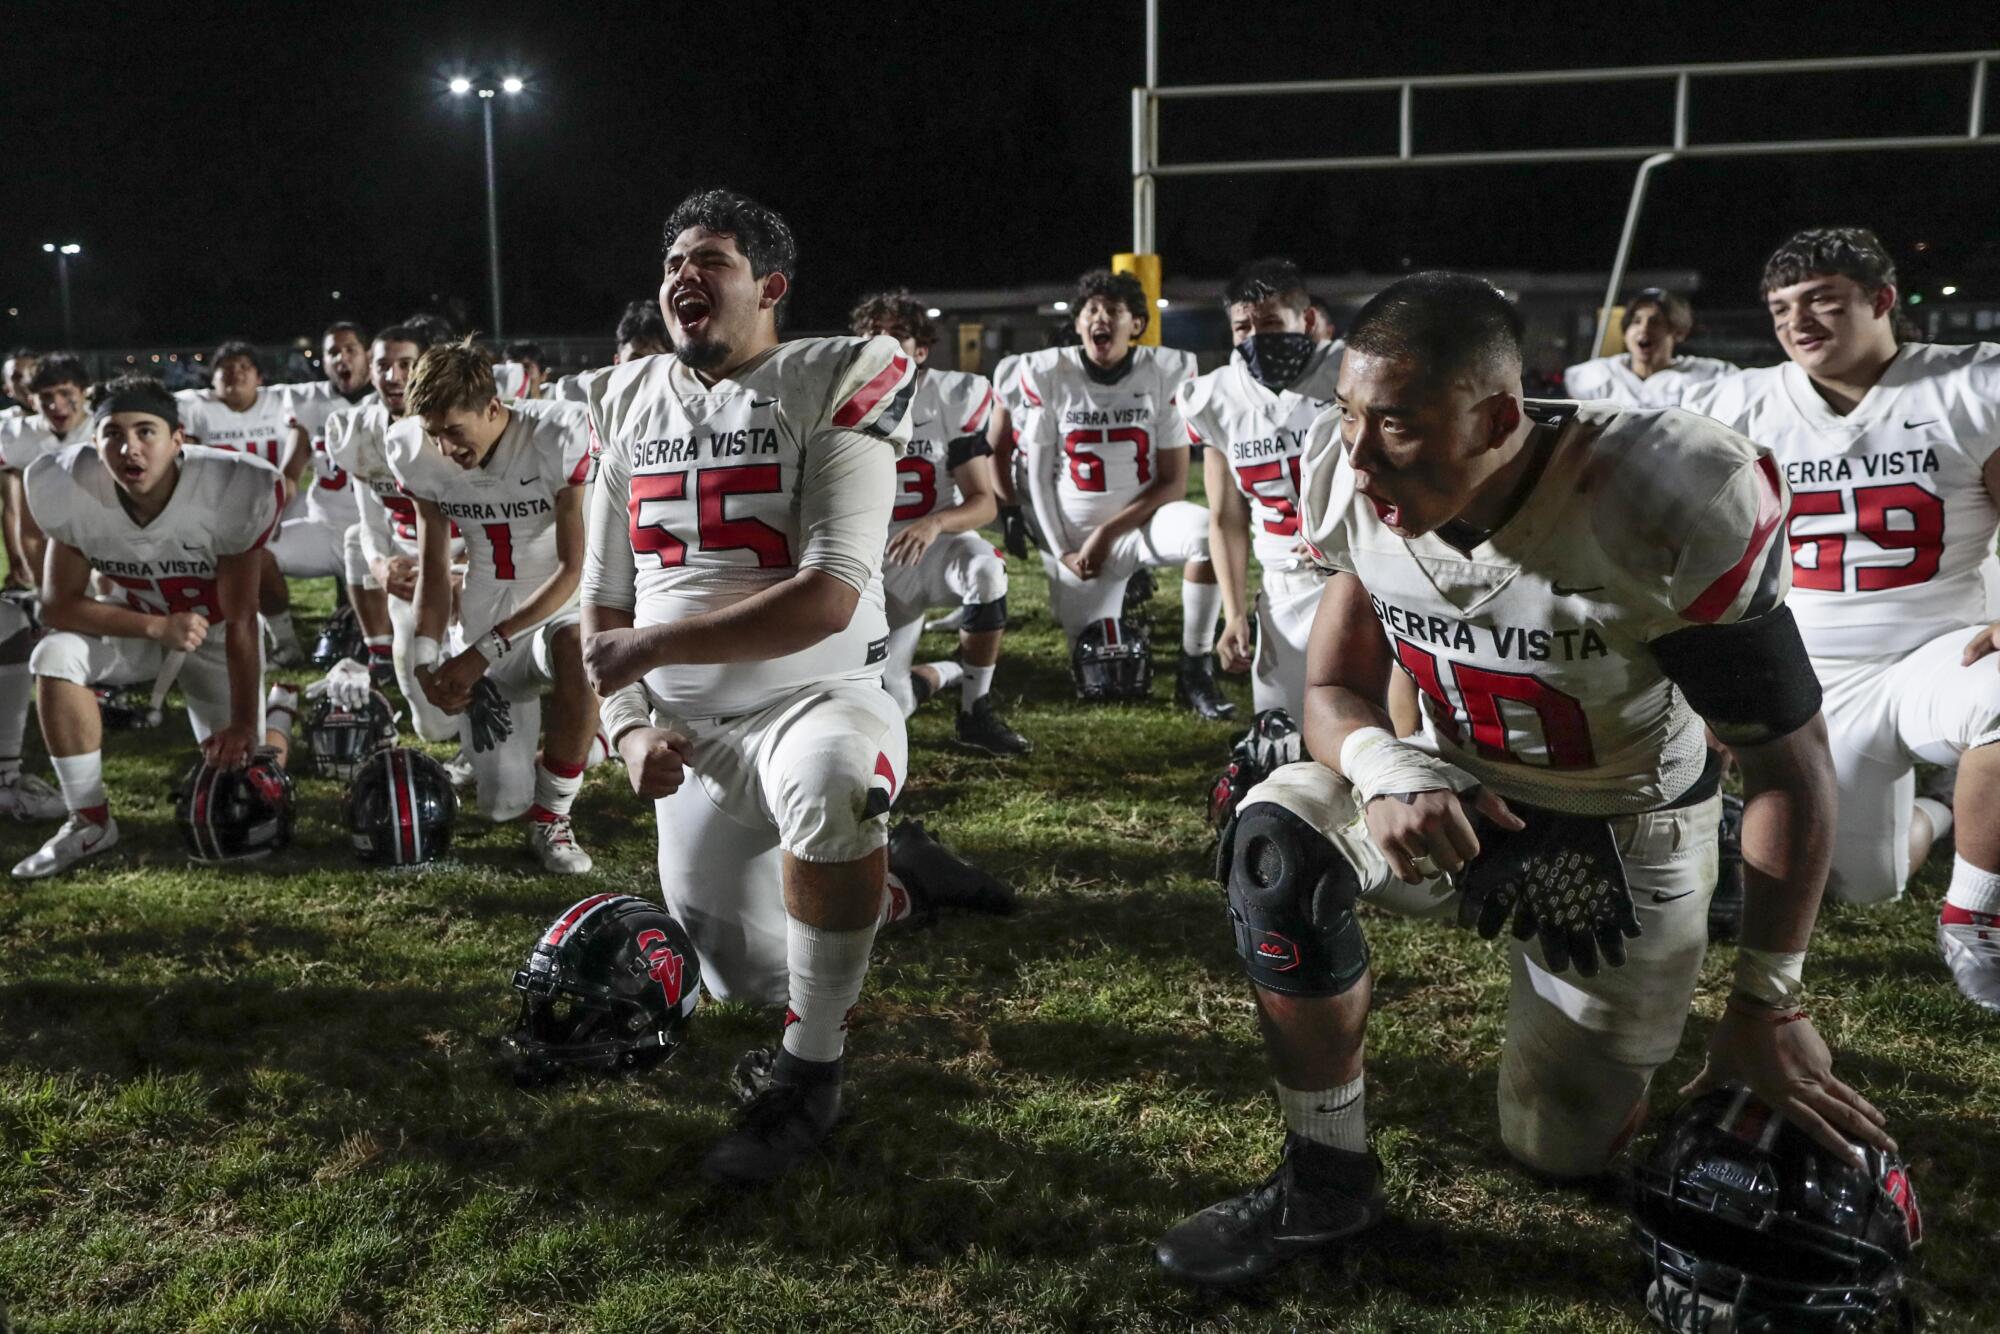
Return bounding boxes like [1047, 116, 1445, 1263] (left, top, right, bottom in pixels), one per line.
[1395, 638, 1596, 769]
[628, 464, 792, 568]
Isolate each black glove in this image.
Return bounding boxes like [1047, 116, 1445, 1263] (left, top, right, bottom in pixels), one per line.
[467, 677, 514, 754]
[1000, 505, 1030, 559]
[1455, 804, 1640, 978]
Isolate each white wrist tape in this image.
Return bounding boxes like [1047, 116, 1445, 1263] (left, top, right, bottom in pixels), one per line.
[476, 627, 513, 663]
[599, 681, 654, 747]
[1734, 947, 1806, 1009]
[413, 636, 443, 670]
[1338, 726, 1480, 804]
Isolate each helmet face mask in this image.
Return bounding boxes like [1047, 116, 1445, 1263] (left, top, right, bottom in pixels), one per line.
[175, 749, 294, 862]
[343, 747, 458, 864]
[1071, 617, 1153, 701]
[305, 690, 398, 782]
[497, 894, 702, 1087]
[1632, 1087, 1920, 1333]
[312, 605, 367, 668]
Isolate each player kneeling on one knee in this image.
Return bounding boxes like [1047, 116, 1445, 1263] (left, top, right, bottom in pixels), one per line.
[1155, 271, 1896, 1289]
[396, 340, 600, 874]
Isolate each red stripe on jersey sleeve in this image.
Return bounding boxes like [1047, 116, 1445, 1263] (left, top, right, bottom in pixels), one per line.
[245, 479, 286, 551]
[1681, 455, 1784, 624]
[1019, 370, 1043, 407]
[959, 384, 996, 436]
[567, 450, 591, 485]
[832, 354, 912, 429]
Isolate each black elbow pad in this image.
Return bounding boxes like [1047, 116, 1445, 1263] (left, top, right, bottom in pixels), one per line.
[1651, 606, 1822, 747]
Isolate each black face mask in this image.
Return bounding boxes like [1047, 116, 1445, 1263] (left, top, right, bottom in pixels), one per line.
[1237, 332, 1315, 390]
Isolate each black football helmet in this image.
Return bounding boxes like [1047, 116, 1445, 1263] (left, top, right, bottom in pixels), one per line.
[343, 747, 458, 864]
[304, 689, 398, 782]
[175, 748, 295, 862]
[498, 893, 702, 1085]
[1632, 1087, 1921, 1333]
[312, 605, 367, 668]
[1071, 617, 1153, 701]
[1246, 707, 1303, 774]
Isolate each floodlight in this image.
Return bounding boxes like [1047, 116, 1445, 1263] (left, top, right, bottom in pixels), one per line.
[502, 76, 524, 94]
[926, 307, 942, 317]
[449, 76, 473, 95]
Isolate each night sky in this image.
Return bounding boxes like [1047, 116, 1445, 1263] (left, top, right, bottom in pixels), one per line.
[5, 0, 1997, 349]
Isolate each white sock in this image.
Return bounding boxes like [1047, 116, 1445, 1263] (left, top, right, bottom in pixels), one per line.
[781, 916, 879, 1064]
[1183, 580, 1222, 656]
[264, 683, 300, 737]
[1276, 1074, 1367, 1153]
[1946, 852, 2000, 916]
[925, 661, 963, 693]
[961, 663, 995, 713]
[531, 758, 586, 819]
[1915, 796, 1954, 845]
[0, 662, 29, 770]
[51, 751, 107, 818]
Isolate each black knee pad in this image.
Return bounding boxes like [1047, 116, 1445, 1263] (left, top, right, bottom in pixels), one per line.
[1224, 802, 1368, 996]
[960, 596, 1008, 633]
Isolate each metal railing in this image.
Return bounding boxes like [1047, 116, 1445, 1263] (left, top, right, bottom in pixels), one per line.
[1132, 17, 1998, 352]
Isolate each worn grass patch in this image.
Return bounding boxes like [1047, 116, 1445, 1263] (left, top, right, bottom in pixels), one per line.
[1, 560, 1993, 1333]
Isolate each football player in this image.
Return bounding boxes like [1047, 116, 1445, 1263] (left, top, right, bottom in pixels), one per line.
[1155, 274, 1893, 1285]
[2, 353, 93, 591]
[1013, 270, 1231, 717]
[1564, 288, 1736, 408]
[1182, 258, 1343, 720]
[849, 290, 1029, 755]
[273, 322, 372, 591]
[582, 188, 916, 1183]
[505, 341, 550, 399]
[13, 377, 284, 878]
[394, 340, 599, 872]
[1685, 227, 2000, 1012]
[1306, 297, 1339, 348]
[1, 349, 37, 417]
[326, 324, 460, 742]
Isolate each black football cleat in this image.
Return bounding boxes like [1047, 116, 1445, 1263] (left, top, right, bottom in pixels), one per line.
[1176, 653, 1237, 721]
[702, 1049, 845, 1185]
[1708, 793, 1745, 943]
[889, 819, 1016, 916]
[1155, 1134, 1385, 1287]
[957, 696, 1033, 756]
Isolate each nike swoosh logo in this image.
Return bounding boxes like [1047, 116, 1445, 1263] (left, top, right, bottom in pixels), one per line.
[1903, 419, 1937, 430]
[750, 397, 778, 409]
[1313, 1092, 1364, 1115]
[1651, 890, 1696, 904]
[1552, 583, 1603, 597]
[519, 476, 537, 485]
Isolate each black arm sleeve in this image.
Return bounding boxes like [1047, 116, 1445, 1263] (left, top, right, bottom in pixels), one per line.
[1650, 605, 1823, 746]
[945, 432, 993, 473]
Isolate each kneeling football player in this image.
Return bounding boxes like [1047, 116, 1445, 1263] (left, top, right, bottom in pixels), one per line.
[393, 340, 599, 873]
[13, 377, 282, 878]
[1155, 274, 1894, 1285]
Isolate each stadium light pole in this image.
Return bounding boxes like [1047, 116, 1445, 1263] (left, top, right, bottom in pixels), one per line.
[41, 243, 80, 347]
[449, 74, 525, 337]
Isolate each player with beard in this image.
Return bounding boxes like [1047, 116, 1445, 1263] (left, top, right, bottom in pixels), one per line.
[582, 188, 928, 1182]
[1564, 288, 1735, 408]
[273, 322, 372, 593]
[1155, 273, 1891, 1285]
[1685, 227, 2000, 1012]
[13, 377, 287, 878]
[1182, 259, 1345, 720]
[326, 324, 461, 743]
[1013, 270, 1231, 717]
[849, 290, 1029, 754]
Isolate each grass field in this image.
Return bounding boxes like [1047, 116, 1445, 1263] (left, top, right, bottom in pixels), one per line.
[1, 557, 1995, 1333]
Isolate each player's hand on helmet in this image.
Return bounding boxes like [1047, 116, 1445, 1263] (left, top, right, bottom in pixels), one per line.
[201, 722, 257, 770]
[1685, 1000, 1894, 1168]
[1962, 621, 2000, 668]
[583, 626, 658, 695]
[155, 610, 210, 652]
[306, 658, 373, 710]
[1216, 615, 1255, 673]
[886, 515, 944, 567]
[1363, 785, 1521, 884]
[616, 726, 689, 798]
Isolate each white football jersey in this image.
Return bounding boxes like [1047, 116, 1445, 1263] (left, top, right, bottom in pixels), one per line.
[583, 337, 914, 717]
[1562, 354, 1736, 409]
[1, 412, 94, 474]
[1180, 342, 1343, 570]
[386, 399, 592, 639]
[991, 354, 1026, 414]
[1300, 401, 1790, 816]
[891, 369, 995, 533]
[1684, 342, 2000, 659]
[1015, 345, 1198, 530]
[280, 382, 371, 529]
[26, 444, 284, 620]
[327, 402, 422, 554]
[175, 387, 292, 467]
